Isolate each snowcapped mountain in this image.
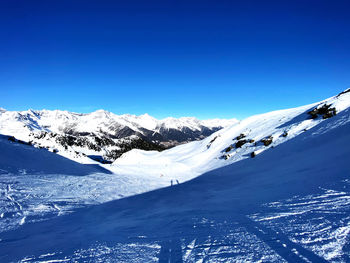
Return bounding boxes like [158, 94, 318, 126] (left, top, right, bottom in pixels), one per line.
[0, 109, 237, 162]
[0, 89, 350, 262]
[0, 109, 236, 138]
[113, 89, 350, 180]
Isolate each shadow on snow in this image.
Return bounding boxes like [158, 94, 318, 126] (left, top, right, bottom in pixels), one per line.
[0, 109, 350, 262]
[0, 134, 112, 175]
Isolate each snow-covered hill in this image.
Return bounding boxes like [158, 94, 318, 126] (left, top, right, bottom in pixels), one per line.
[0, 89, 349, 262]
[0, 109, 237, 163]
[113, 89, 350, 181]
[0, 134, 108, 175]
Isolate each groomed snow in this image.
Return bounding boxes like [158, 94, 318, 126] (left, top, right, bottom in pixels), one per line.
[0, 89, 349, 262]
[112, 90, 350, 183]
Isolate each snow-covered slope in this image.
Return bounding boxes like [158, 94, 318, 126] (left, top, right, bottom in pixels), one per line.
[0, 89, 349, 262]
[0, 109, 237, 163]
[0, 134, 173, 234]
[113, 89, 350, 181]
[0, 135, 108, 175]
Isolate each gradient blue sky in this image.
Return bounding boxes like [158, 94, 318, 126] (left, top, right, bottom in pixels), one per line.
[1, 0, 349, 119]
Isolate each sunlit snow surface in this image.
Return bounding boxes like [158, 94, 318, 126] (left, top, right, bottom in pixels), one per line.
[112, 90, 350, 180]
[1, 90, 350, 262]
[0, 172, 168, 233]
[2, 177, 348, 262]
[249, 180, 350, 262]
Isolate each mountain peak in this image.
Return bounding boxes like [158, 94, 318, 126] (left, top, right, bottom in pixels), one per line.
[0, 108, 235, 159]
[93, 109, 110, 114]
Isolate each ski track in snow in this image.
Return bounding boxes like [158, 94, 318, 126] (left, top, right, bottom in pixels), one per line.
[249, 179, 350, 263]
[0, 90, 350, 262]
[1, 178, 348, 262]
[0, 172, 169, 234]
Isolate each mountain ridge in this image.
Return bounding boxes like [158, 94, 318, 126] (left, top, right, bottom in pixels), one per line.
[0, 90, 350, 262]
[112, 89, 350, 179]
[0, 108, 237, 163]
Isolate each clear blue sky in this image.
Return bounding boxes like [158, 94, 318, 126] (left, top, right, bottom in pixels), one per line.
[1, 0, 349, 119]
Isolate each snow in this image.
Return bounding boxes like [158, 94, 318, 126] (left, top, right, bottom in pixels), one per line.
[112, 91, 350, 182]
[0, 109, 237, 165]
[0, 109, 237, 143]
[0, 135, 105, 175]
[0, 90, 349, 262]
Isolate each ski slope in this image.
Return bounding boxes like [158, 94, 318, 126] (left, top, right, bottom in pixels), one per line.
[0, 90, 349, 262]
[0, 135, 171, 234]
[112, 90, 350, 181]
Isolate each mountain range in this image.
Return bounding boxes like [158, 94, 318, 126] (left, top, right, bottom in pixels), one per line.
[0, 89, 349, 262]
[112, 89, 349, 179]
[0, 109, 237, 163]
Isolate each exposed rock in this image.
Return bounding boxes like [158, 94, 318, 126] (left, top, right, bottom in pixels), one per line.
[308, 104, 337, 119]
[337, 88, 350, 97]
[236, 133, 246, 140]
[220, 154, 229, 160]
[224, 145, 234, 153]
[235, 139, 247, 148]
[261, 136, 273, 146]
[207, 136, 218, 149]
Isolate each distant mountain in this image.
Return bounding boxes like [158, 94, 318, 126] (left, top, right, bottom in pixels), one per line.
[113, 89, 350, 178]
[1, 89, 350, 262]
[0, 109, 237, 163]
